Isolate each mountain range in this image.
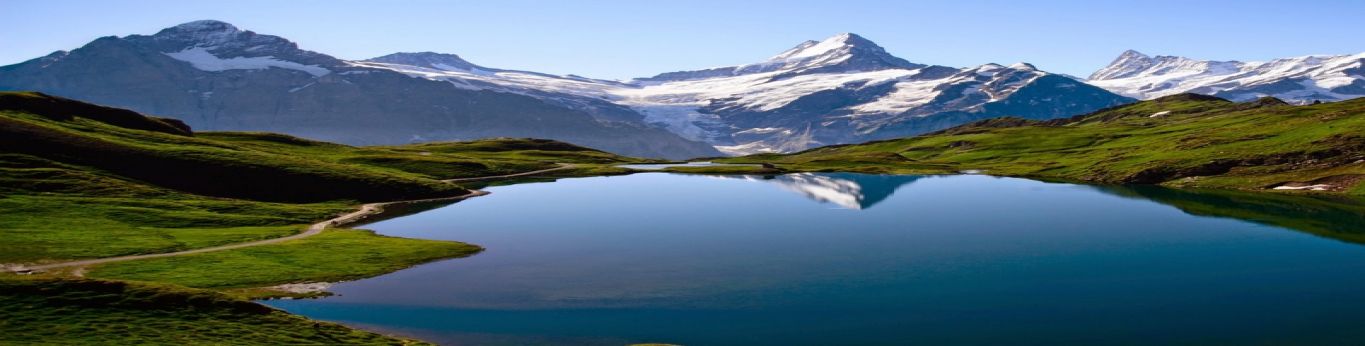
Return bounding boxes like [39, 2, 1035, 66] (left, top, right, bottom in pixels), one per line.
[2, 20, 1360, 157]
[1088, 50, 1365, 103]
[359, 33, 1133, 154]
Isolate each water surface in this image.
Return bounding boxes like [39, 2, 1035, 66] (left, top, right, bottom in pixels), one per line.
[268, 173, 1365, 345]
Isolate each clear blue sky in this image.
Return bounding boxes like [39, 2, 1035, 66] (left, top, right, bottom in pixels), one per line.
[3, 0, 1362, 80]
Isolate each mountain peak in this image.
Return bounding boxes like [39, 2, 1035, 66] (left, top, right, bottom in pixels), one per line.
[129, 20, 340, 71]
[637, 33, 922, 82]
[149, 20, 275, 50]
[1089, 49, 1159, 80]
[752, 33, 919, 75]
[366, 52, 489, 72]
[978, 63, 1006, 70]
[169, 20, 240, 33]
[823, 32, 869, 44]
[1009, 62, 1038, 71]
[154, 20, 242, 45]
[1118, 49, 1149, 60]
[829, 32, 875, 45]
[768, 32, 885, 61]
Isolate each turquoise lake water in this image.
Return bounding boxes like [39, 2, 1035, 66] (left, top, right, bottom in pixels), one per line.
[267, 173, 1365, 345]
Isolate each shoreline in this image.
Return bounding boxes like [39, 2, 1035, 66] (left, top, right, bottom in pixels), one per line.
[6, 190, 491, 274]
[6, 168, 1360, 345]
[678, 163, 1363, 198]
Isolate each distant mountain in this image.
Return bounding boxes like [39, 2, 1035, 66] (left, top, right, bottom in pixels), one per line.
[0, 20, 720, 159]
[365, 33, 1133, 154]
[1088, 50, 1365, 103]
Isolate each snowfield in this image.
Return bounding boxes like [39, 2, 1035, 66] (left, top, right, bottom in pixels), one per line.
[165, 47, 332, 77]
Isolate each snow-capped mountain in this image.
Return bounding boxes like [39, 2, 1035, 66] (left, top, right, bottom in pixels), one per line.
[635, 33, 927, 83]
[1088, 50, 1365, 103]
[153, 20, 341, 75]
[0, 21, 1136, 156]
[364, 33, 1132, 154]
[360, 52, 646, 124]
[0, 20, 720, 159]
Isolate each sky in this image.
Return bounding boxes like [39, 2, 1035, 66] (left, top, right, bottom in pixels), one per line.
[2, 0, 1363, 80]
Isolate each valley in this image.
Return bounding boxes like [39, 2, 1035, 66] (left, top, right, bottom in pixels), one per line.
[1, 90, 1362, 344]
[1, 8, 1364, 344]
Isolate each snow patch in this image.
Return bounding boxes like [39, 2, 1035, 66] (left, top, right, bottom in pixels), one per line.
[288, 82, 316, 93]
[165, 47, 331, 77]
[269, 282, 334, 294]
[735, 127, 791, 135]
[1272, 184, 1333, 191]
[715, 141, 782, 156]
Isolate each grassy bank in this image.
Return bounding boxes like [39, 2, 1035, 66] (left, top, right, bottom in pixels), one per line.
[720, 94, 1365, 196]
[86, 229, 482, 291]
[0, 195, 348, 263]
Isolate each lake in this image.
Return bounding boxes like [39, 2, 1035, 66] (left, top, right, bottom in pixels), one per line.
[266, 173, 1365, 345]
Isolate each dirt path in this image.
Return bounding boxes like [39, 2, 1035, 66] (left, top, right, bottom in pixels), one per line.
[9, 190, 490, 274]
[443, 163, 576, 183]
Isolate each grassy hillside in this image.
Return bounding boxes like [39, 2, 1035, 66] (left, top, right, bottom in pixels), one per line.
[722, 94, 1365, 196]
[202, 133, 652, 180]
[0, 277, 428, 345]
[0, 92, 469, 203]
[0, 91, 651, 264]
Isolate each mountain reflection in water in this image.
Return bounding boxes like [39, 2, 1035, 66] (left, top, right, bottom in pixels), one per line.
[718, 173, 925, 209]
[716, 173, 1365, 244]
